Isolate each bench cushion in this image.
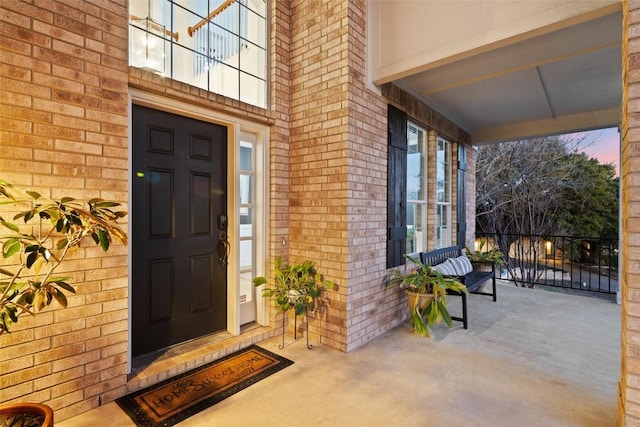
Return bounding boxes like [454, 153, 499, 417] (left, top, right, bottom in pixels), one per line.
[431, 259, 457, 276]
[449, 254, 473, 275]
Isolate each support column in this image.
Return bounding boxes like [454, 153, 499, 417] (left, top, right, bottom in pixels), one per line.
[620, 1, 640, 424]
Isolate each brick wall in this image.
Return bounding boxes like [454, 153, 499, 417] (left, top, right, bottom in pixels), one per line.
[285, 0, 407, 351]
[341, 0, 392, 350]
[621, 1, 640, 424]
[270, 0, 292, 265]
[285, 0, 474, 351]
[286, 0, 398, 350]
[287, 0, 351, 349]
[0, 0, 130, 419]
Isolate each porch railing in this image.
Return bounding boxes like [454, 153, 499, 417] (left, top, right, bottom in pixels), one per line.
[475, 233, 619, 294]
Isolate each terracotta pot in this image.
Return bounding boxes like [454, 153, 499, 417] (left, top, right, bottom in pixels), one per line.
[0, 402, 54, 427]
[405, 290, 434, 311]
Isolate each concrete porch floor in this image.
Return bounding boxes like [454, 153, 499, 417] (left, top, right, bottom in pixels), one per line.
[58, 282, 620, 427]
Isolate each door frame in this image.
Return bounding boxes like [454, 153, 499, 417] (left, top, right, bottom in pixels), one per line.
[127, 89, 270, 372]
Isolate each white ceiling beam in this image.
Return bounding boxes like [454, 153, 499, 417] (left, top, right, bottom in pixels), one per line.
[472, 107, 620, 145]
[419, 40, 619, 96]
[535, 66, 555, 119]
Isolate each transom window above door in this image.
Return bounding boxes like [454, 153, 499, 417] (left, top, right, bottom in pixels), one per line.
[129, 0, 267, 108]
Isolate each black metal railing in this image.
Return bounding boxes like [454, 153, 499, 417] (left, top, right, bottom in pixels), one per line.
[475, 233, 619, 294]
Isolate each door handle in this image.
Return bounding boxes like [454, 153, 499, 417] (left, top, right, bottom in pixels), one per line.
[218, 230, 229, 265]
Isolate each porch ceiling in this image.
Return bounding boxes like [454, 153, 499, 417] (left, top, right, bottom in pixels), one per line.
[385, 9, 622, 144]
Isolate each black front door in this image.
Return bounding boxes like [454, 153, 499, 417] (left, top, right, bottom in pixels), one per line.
[132, 105, 227, 357]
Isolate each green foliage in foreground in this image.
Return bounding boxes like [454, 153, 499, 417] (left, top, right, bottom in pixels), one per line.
[0, 180, 127, 334]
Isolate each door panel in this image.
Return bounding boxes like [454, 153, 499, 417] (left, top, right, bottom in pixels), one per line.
[132, 105, 227, 357]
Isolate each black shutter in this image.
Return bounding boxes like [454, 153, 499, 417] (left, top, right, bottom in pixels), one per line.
[387, 105, 407, 268]
[456, 144, 467, 248]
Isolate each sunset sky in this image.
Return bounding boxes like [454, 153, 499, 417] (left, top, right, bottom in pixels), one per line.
[572, 127, 620, 175]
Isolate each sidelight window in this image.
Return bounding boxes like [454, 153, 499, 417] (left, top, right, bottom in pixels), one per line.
[239, 138, 255, 304]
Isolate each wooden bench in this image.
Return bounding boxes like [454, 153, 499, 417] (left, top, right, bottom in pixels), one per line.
[420, 245, 497, 329]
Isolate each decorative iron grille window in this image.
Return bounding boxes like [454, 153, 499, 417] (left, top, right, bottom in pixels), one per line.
[193, 0, 249, 75]
[129, 0, 267, 108]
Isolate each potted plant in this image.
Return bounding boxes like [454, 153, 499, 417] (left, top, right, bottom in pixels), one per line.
[384, 255, 467, 337]
[465, 241, 505, 271]
[0, 179, 127, 426]
[253, 256, 333, 316]
[0, 402, 53, 427]
[464, 240, 505, 265]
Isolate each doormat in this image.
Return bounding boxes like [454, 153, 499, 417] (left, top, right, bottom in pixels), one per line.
[116, 345, 293, 427]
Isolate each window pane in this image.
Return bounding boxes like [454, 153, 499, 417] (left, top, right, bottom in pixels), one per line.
[244, 3, 267, 49]
[407, 122, 428, 253]
[240, 46, 266, 81]
[406, 202, 416, 254]
[436, 138, 451, 248]
[437, 137, 450, 203]
[436, 204, 451, 248]
[240, 175, 252, 205]
[172, 43, 203, 89]
[406, 202, 426, 254]
[129, 0, 267, 108]
[240, 144, 253, 171]
[240, 207, 252, 229]
[240, 72, 266, 108]
[240, 239, 253, 269]
[213, 63, 240, 99]
[172, 4, 201, 79]
[245, 0, 267, 25]
[407, 125, 424, 201]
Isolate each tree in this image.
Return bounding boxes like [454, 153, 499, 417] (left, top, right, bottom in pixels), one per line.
[558, 152, 618, 239]
[557, 152, 619, 267]
[476, 137, 575, 234]
[476, 136, 619, 287]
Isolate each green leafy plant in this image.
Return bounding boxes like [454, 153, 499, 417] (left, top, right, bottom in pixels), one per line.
[384, 255, 467, 337]
[253, 256, 333, 316]
[465, 240, 505, 265]
[0, 179, 127, 334]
